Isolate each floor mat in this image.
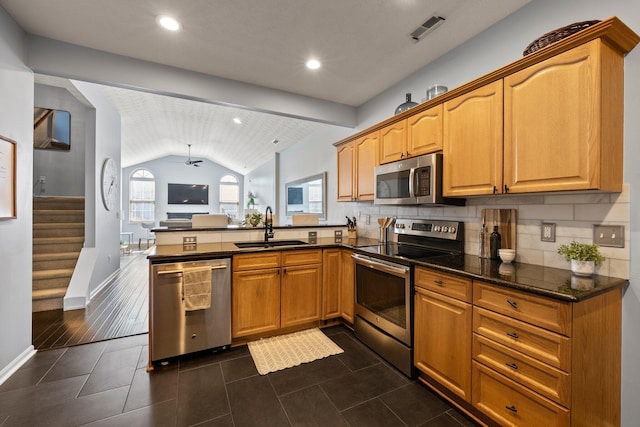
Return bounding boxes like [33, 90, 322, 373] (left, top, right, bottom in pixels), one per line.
[248, 328, 344, 375]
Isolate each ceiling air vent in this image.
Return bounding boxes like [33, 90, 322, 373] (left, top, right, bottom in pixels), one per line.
[410, 16, 445, 42]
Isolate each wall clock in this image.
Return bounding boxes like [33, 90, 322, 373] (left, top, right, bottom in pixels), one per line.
[101, 157, 119, 211]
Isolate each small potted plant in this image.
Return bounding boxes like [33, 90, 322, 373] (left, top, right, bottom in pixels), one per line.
[557, 241, 605, 276]
[244, 212, 263, 227]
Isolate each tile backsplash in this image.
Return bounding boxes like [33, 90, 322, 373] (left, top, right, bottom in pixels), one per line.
[338, 184, 630, 279]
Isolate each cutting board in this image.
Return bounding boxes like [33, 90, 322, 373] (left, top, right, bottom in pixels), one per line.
[481, 209, 517, 255]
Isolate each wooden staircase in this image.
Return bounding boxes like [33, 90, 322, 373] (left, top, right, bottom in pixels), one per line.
[33, 196, 85, 312]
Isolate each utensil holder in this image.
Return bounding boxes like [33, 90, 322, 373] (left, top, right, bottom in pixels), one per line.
[348, 229, 357, 239]
[379, 227, 389, 243]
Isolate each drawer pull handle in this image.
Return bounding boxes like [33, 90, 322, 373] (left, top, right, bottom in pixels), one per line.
[505, 405, 518, 413]
[506, 362, 518, 370]
[434, 280, 444, 286]
[506, 332, 519, 339]
[507, 299, 518, 309]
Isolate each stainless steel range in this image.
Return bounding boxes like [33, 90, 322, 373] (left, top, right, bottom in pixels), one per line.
[353, 218, 464, 377]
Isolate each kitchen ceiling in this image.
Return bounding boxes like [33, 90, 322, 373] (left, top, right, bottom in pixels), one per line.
[3, 0, 531, 173]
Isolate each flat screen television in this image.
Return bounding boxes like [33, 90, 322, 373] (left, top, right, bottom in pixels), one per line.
[168, 183, 209, 205]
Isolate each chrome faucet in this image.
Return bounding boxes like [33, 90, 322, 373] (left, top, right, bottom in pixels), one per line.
[264, 206, 275, 242]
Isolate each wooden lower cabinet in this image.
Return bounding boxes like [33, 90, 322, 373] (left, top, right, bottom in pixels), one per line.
[414, 286, 472, 401]
[232, 267, 281, 337]
[322, 249, 341, 319]
[472, 361, 570, 427]
[232, 250, 323, 338]
[414, 272, 622, 426]
[281, 263, 322, 328]
[340, 249, 355, 323]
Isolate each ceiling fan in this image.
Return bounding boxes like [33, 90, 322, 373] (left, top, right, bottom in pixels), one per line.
[184, 144, 203, 167]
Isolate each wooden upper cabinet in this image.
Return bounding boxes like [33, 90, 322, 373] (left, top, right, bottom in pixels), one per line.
[336, 131, 378, 202]
[504, 39, 623, 193]
[355, 132, 379, 200]
[337, 142, 355, 201]
[443, 80, 503, 197]
[379, 120, 407, 164]
[407, 104, 443, 157]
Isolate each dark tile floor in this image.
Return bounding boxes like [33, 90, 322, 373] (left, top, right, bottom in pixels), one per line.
[0, 326, 479, 427]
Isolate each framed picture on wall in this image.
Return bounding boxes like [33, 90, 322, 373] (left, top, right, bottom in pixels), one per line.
[0, 135, 17, 220]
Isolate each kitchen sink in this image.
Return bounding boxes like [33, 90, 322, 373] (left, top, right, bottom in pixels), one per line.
[234, 239, 308, 249]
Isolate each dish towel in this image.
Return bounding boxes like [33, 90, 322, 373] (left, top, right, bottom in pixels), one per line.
[182, 267, 212, 311]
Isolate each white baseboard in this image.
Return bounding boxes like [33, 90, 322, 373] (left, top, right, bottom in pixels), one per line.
[0, 346, 36, 386]
[88, 268, 120, 302]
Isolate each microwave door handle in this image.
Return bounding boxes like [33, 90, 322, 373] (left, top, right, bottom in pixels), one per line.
[409, 168, 416, 198]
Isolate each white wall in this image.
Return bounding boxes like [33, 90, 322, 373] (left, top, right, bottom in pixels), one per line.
[278, 125, 352, 225]
[70, 80, 121, 295]
[244, 157, 277, 219]
[33, 84, 88, 196]
[121, 156, 243, 242]
[0, 6, 34, 379]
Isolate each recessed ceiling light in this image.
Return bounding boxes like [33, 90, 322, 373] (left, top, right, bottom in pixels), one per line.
[272, 139, 279, 144]
[306, 59, 321, 70]
[233, 117, 242, 124]
[157, 15, 181, 31]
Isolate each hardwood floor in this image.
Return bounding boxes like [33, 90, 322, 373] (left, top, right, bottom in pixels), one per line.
[32, 253, 149, 350]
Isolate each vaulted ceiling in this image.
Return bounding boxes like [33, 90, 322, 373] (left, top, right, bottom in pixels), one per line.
[3, 0, 531, 172]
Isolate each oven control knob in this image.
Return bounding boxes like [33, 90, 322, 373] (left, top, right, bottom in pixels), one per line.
[441, 226, 449, 232]
[433, 225, 440, 232]
[449, 226, 456, 233]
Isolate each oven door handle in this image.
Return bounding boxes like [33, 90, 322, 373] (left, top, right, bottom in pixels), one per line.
[351, 254, 410, 277]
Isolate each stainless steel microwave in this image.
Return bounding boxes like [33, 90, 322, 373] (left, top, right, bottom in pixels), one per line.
[374, 153, 464, 206]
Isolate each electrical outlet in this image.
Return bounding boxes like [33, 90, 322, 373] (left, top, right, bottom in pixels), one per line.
[365, 214, 371, 225]
[541, 223, 556, 242]
[593, 225, 625, 248]
[39, 176, 45, 183]
[183, 236, 197, 244]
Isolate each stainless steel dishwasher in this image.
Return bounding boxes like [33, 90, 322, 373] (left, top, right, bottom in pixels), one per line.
[150, 258, 231, 363]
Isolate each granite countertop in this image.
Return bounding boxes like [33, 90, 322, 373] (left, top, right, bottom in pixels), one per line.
[153, 224, 348, 232]
[148, 237, 379, 262]
[411, 253, 627, 302]
[148, 239, 627, 303]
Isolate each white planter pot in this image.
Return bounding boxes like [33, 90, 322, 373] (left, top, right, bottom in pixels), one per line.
[571, 259, 596, 277]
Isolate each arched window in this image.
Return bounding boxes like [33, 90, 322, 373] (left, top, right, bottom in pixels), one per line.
[219, 174, 239, 218]
[129, 169, 155, 222]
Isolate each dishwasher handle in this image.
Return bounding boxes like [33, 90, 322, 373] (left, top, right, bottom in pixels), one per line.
[351, 253, 410, 277]
[157, 264, 227, 276]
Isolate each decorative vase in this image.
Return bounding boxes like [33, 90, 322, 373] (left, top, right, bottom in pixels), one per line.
[394, 93, 418, 115]
[571, 259, 595, 276]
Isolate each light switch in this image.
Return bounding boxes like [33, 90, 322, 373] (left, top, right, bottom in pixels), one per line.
[593, 225, 624, 248]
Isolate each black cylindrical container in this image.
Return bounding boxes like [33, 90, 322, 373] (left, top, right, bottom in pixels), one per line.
[490, 225, 502, 260]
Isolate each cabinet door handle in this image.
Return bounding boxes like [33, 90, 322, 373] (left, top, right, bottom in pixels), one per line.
[505, 405, 518, 413]
[504, 184, 509, 193]
[506, 362, 518, 370]
[493, 186, 497, 194]
[506, 299, 518, 309]
[506, 332, 519, 339]
[434, 280, 444, 286]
